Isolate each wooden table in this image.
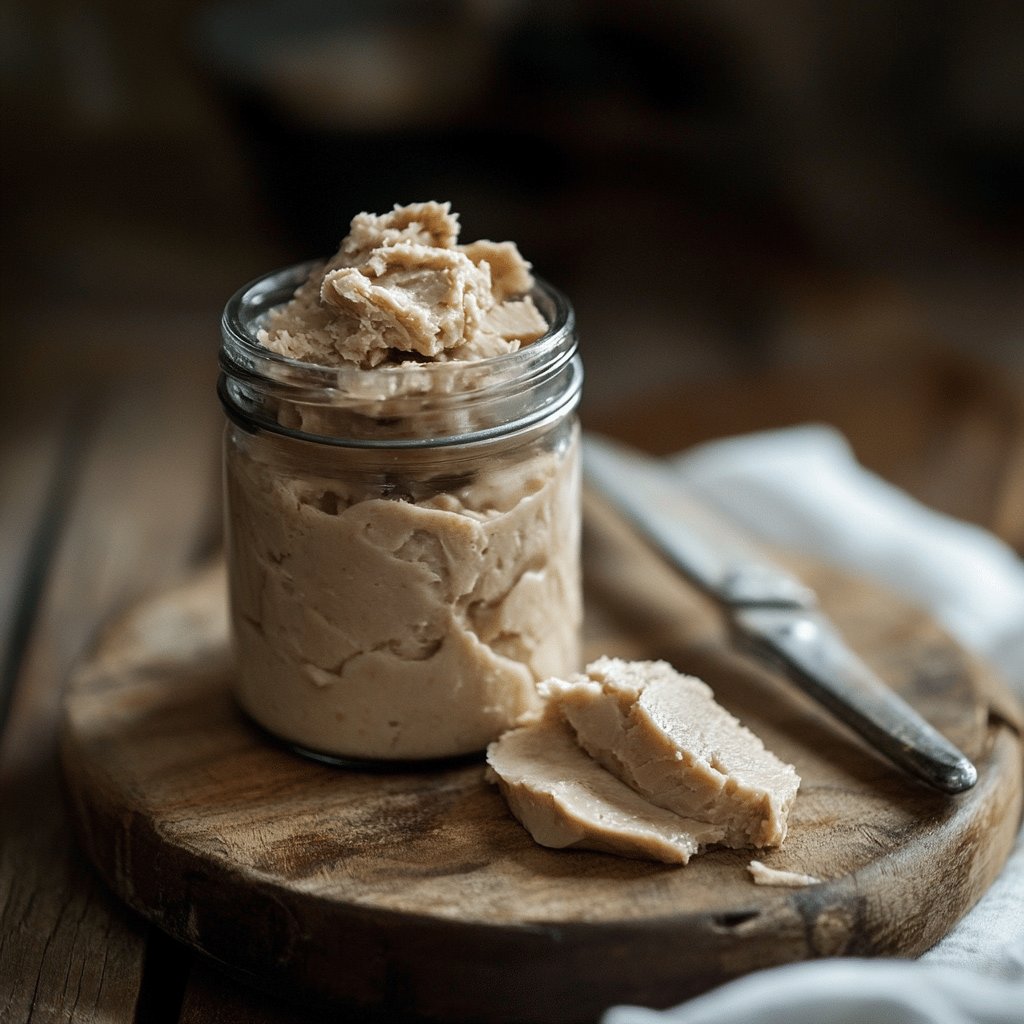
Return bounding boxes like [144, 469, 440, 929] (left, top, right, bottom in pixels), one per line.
[2, 335, 1023, 1022]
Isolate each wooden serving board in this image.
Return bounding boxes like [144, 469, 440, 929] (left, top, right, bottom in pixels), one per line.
[61, 497, 1024, 1024]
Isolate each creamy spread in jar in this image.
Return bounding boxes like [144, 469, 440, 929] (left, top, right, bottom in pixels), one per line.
[219, 203, 582, 760]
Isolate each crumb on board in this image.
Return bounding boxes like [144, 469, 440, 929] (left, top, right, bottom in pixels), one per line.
[747, 859, 822, 887]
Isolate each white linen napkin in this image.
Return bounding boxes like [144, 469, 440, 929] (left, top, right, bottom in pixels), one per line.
[669, 425, 1024, 681]
[600, 424, 1024, 1024]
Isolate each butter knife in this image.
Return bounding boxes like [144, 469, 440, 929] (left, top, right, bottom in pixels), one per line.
[583, 435, 978, 794]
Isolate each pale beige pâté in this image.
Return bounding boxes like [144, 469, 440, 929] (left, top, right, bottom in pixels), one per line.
[258, 201, 547, 368]
[229, 202, 579, 760]
[543, 657, 801, 848]
[487, 658, 800, 863]
[228, 439, 581, 760]
[486, 707, 725, 864]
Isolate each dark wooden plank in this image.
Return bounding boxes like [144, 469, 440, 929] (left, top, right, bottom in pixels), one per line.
[900, 360, 1024, 540]
[0, 352, 221, 1024]
[990, 380, 1024, 554]
[179, 961, 317, 1024]
[585, 353, 1024, 548]
[0, 413, 75, 732]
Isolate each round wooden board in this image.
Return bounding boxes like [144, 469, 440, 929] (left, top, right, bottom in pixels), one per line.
[61, 500, 1023, 1024]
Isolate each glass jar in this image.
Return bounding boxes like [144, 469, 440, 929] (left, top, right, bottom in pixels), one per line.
[219, 262, 583, 762]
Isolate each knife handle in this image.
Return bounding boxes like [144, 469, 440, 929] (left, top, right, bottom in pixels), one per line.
[732, 606, 978, 794]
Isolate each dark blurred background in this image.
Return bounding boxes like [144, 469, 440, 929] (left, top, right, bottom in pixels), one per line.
[2, 0, 1022, 414]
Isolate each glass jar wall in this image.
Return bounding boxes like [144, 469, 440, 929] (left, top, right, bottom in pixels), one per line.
[219, 263, 583, 761]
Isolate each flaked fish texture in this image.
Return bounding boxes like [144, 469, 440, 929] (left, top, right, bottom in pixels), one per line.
[259, 201, 546, 368]
[486, 710, 725, 864]
[487, 657, 801, 863]
[542, 657, 801, 848]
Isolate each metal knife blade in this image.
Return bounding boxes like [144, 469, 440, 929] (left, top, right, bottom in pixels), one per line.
[583, 434, 978, 794]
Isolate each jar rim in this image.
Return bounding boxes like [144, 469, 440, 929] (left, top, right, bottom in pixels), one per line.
[218, 259, 582, 449]
[220, 259, 576, 392]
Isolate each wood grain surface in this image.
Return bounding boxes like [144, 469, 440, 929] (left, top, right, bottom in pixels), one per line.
[0, 353, 222, 1024]
[59, 492, 1024, 1024]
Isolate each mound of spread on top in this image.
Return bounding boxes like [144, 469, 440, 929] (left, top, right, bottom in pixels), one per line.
[258, 201, 548, 368]
[486, 657, 800, 864]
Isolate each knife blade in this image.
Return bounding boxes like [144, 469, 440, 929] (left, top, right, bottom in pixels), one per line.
[583, 434, 978, 794]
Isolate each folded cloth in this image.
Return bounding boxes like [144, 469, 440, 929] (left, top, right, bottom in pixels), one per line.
[670, 425, 1024, 681]
[604, 956, 1024, 1024]
[601, 424, 1024, 1024]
